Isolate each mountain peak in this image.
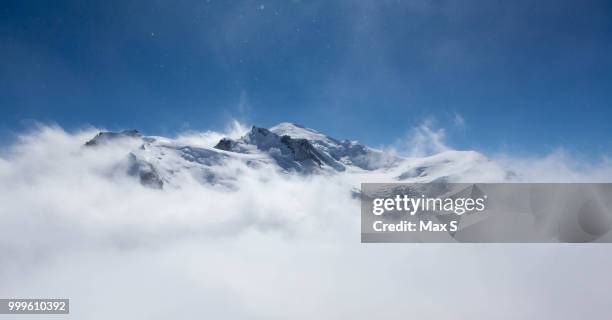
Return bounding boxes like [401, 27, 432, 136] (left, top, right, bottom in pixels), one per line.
[270, 123, 330, 142]
[271, 122, 306, 129]
[85, 129, 142, 146]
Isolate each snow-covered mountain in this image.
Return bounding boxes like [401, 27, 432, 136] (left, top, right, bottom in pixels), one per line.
[84, 122, 512, 189]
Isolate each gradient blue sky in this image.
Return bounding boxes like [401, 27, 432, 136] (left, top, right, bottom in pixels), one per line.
[1, 0, 611, 156]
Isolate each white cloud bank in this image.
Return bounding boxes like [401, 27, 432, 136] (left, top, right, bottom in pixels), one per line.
[1, 123, 612, 320]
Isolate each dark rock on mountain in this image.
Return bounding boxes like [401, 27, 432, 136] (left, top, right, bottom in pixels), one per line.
[85, 129, 142, 146]
[214, 138, 235, 151]
[127, 153, 163, 189]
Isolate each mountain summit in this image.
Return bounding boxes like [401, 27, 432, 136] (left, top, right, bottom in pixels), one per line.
[84, 123, 511, 189]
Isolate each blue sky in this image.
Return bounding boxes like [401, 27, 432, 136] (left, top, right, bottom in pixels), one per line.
[1, 0, 611, 156]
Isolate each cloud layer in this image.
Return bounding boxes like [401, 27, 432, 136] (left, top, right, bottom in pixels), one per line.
[1, 123, 612, 319]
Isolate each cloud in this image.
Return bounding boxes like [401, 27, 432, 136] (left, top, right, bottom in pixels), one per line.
[174, 120, 249, 148]
[389, 119, 612, 182]
[494, 148, 612, 182]
[1, 123, 612, 319]
[453, 112, 466, 128]
[391, 119, 450, 157]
